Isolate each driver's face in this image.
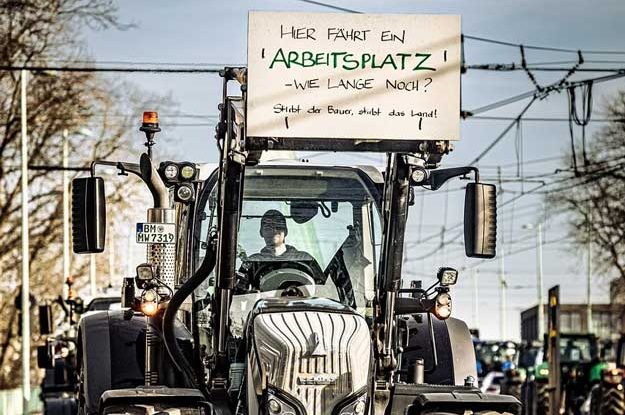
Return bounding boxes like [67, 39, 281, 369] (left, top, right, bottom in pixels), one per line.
[261, 227, 286, 247]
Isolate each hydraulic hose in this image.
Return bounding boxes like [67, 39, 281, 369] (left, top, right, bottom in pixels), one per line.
[162, 241, 216, 399]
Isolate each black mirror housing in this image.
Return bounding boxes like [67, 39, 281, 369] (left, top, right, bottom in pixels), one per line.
[71, 177, 106, 254]
[38, 304, 53, 335]
[464, 183, 497, 258]
[37, 344, 53, 369]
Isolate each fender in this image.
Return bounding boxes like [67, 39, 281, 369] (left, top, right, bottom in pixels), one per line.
[77, 309, 193, 414]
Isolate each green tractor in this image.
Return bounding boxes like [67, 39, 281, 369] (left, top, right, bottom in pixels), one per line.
[523, 333, 603, 415]
[588, 335, 625, 415]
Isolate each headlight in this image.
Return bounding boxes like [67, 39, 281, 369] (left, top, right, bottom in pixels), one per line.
[163, 163, 179, 180]
[433, 291, 452, 320]
[410, 166, 428, 184]
[176, 183, 195, 203]
[180, 164, 197, 180]
[140, 289, 159, 316]
[605, 369, 624, 385]
[337, 392, 368, 415]
[265, 390, 298, 414]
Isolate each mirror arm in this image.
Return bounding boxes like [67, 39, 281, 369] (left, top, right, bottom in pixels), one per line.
[90, 160, 141, 178]
[428, 166, 480, 190]
[395, 296, 435, 315]
[90, 156, 169, 208]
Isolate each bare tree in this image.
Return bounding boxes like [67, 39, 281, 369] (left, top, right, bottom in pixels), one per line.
[548, 90, 625, 284]
[0, 0, 173, 388]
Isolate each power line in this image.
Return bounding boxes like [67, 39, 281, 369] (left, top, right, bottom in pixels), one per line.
[34, 59, 243, 67]
[470, 115, 624, 123]
[0, 65, 222, 74]
[466, 72, 625, 117]
[466, 64, 625, 73]
[469, 97, 536, 165]
[464, 35, 625, 55]
[292, 1, 625, 57]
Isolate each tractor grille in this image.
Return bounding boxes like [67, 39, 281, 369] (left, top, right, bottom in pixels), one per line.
[252, 310, 370, 415]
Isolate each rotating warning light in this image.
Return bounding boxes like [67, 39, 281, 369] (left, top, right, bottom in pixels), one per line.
[142, 111, 159, 125]
[140, 111, 161, 138]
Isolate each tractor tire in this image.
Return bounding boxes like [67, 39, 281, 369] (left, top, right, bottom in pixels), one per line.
[535, 382, 550, 415]
[590, 386, 601, 415]
[599, 384, 625, 415]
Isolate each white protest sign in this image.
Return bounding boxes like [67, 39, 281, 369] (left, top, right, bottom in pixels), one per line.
[247, 12, 461, 141]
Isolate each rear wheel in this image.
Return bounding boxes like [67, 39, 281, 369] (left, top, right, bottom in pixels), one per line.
[599, 384, 625, 415]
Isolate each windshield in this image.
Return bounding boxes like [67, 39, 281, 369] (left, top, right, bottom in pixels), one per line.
[194, 166, 381, 339]
[560, 337, 595, 362]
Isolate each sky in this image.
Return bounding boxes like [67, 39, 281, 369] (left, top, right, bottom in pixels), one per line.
[80, 0, 625, 340]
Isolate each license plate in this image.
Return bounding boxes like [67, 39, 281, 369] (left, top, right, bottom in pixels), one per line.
[136, 223, 176, 244]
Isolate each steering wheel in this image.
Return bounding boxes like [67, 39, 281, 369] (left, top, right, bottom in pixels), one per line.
[243, 258, 325, 295]
[260, 268, 315, 290]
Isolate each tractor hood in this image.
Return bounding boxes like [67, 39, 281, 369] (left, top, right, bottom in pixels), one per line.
[245, 297, 371, 415]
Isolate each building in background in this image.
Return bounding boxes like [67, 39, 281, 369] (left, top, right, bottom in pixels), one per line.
[520, 304, 623, 342]
[521, 279, 625, 342]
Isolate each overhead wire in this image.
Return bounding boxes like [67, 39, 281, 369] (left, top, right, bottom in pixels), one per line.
[0, 65, 222, 73]
[290, 1, 625, 57]
[469, 97, 537, 165]
[463, 35, 625, 55]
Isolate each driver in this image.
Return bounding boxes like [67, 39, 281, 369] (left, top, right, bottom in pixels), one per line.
[236, 210, 318, 292]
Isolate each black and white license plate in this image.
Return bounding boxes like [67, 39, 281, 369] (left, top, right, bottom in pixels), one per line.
[136, 223, 176, 244]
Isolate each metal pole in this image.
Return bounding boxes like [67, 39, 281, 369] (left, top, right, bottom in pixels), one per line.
[537, 223, 545, 340]
[20, 69, 31, 415]
[108, 220, 115, 287]
[473, 268, 480, 328]
[498, 167, 507, 339]
[587, 228, 593, 333]
[127, 231, 133, 278]
[499, 246, 507, 339]
[548, 286, 561, 415]
[90, 254, 96, 297]
[62, 129, 69, 299]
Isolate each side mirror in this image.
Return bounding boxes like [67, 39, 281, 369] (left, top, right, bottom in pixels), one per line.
[38, 303, 53, 335]
[37, 344, 53, 369]
[464, 183, 497, 259]
[71, 177, 106, 253]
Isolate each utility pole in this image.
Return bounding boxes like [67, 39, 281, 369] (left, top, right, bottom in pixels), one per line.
[473, 268, 480, 328]
[90, 254, 97, 297]
[498, 167, 507, 339]
[20, 69, 31, 415]
[62, 128, 70, 299]
[108, 221, 115, 287]
[587, 224, 593, 333]
[537, 223, 545, 340]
